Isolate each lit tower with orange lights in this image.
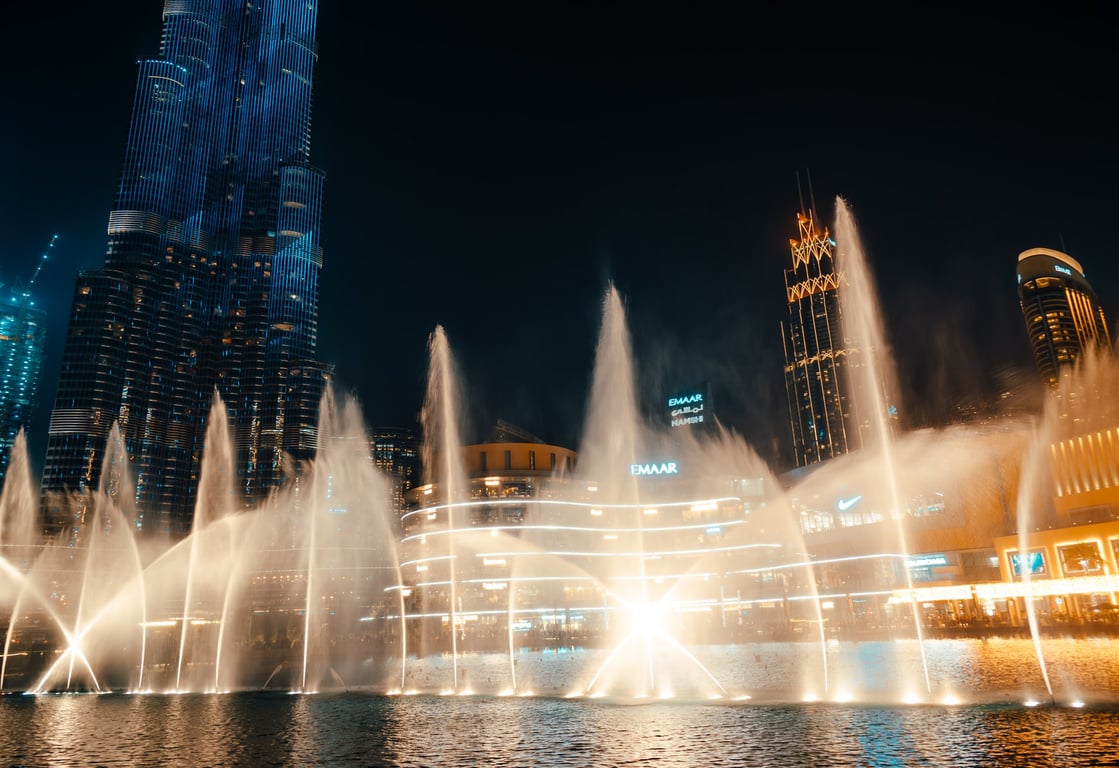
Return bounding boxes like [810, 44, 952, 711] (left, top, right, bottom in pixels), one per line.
[780, 210, 858, 467]
[1017, 247, 1111, 389]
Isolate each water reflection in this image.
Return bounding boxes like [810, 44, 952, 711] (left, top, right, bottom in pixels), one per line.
[2, 638, 1119, 768]
[1, 693, 1118, 767]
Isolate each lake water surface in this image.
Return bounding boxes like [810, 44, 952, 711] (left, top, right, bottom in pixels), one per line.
[3, 638, 1118, 767]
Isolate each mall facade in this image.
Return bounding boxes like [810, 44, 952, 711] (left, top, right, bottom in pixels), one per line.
[379, 413, 1119, 652]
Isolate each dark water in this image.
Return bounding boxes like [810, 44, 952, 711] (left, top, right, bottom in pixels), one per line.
[5, 638, 1119, 766]
[2, 693, 1118, 767]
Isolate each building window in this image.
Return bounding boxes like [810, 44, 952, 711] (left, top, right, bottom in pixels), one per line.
[504, 450, 512, 470]
[1059, 542, 1103, 575]
[550, 453, 556, 470]
[528, 451, 536, 470]
[479, 452, 487, 472]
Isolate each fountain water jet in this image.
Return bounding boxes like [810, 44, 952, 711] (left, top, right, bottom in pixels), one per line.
[833, 196, 931, 695]
[0, 209, 1116, 705]
[176, 394, 234, 692]
[418, 325, 469, 692]
[0, 431, 39, 555]
[0, 430, 41, 688]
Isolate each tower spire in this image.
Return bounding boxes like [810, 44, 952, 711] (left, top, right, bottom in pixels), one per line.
[25, 234, 58, 295]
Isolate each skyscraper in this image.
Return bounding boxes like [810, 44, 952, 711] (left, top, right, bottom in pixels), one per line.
[1017, 247, 1111, 388]
[0, 240, 52, 484]
[369, 427, 420, 529]
[781, 210, 857, 467]
[42, 1, 329, 535]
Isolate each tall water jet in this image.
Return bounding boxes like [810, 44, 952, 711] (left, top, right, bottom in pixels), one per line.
[419, 325, 468, 690]
[193, 394, 238, 692]
[0, 430, 40, 688]
[1014, 415, 1055, 700]
[298, 391, 326, 693]
[176, 394, 235, 691]
[578, 284, 643, 505]
[295, 388, 393, 692]
[568, 283, 737, 699]
[28, 423, 147, 692]
[1015, 348, 1119, 701]
[0, 430, 39, 557]
[833, 196, 930, 694]
[577, 284, 662, 694]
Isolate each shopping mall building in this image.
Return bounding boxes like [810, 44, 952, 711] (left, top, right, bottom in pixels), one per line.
[384, 416, 1119, 652]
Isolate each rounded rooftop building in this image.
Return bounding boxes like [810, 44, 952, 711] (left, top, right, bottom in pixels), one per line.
[1017, 247, 1111, 388]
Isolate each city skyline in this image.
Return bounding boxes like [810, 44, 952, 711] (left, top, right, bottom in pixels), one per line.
[0, 241, 52, 480]
[3, 4, 1118, 472]
[38, 1, 329, 533]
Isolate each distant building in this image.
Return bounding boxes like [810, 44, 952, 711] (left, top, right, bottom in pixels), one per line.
[0, 281, 47, 484]
[41, 1, 329, 536]
[1017, 247, 1111, 388]
[370, 427, 420, 525]
[781, 210, 857, 467]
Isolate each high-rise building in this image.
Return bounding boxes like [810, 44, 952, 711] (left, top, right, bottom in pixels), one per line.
[370, 427, 420, 528]
[0, 262, 50, 484]
[1017, 247, 1111, 388]
[42, 1, 329, 535]
[781, 210, 858, 467]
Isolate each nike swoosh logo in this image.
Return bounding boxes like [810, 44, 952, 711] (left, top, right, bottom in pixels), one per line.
[837, 495, 863, 512]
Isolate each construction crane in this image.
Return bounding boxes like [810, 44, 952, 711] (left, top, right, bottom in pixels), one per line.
[25, 233, 60, 295]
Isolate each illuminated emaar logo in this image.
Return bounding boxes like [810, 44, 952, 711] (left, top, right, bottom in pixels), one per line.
[667, 393, 703, 407]
[668, 392, 705, 428]
[1054, 264, 1073, 276]
[630, 462, 679, 476]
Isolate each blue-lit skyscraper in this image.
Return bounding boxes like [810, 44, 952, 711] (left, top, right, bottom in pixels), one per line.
[42, 1, 329, 535]
[0, 253, 51, 484]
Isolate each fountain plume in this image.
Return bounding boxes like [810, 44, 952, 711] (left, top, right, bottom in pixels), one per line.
[0, 430, 38, 555]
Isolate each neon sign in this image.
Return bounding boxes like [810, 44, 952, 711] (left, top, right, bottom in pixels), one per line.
[667, 391, 705, 428]
[630, 462, 679, 476]
[1054, 264, 1073, 276]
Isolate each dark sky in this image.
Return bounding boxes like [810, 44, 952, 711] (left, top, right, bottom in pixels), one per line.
[3, 3, 1117, 471]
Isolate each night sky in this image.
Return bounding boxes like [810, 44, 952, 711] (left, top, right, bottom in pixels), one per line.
[3, 4, 1117, 472]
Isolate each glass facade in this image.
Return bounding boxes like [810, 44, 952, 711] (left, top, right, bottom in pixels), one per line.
[1017, 247, 1111, 389]
[781, 211, 857, 467]
[42, 0, 328, 535]
[369, 428, 420, 528]
[0, 288, 47, 483]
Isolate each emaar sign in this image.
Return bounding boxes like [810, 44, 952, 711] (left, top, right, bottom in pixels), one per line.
[666, 389, 707, 428]
[630, 462, 679, 476]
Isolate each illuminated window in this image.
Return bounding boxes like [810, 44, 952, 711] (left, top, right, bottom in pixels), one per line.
[1009, 550, 1047, 578]
[1058, 542, 1103, 575]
